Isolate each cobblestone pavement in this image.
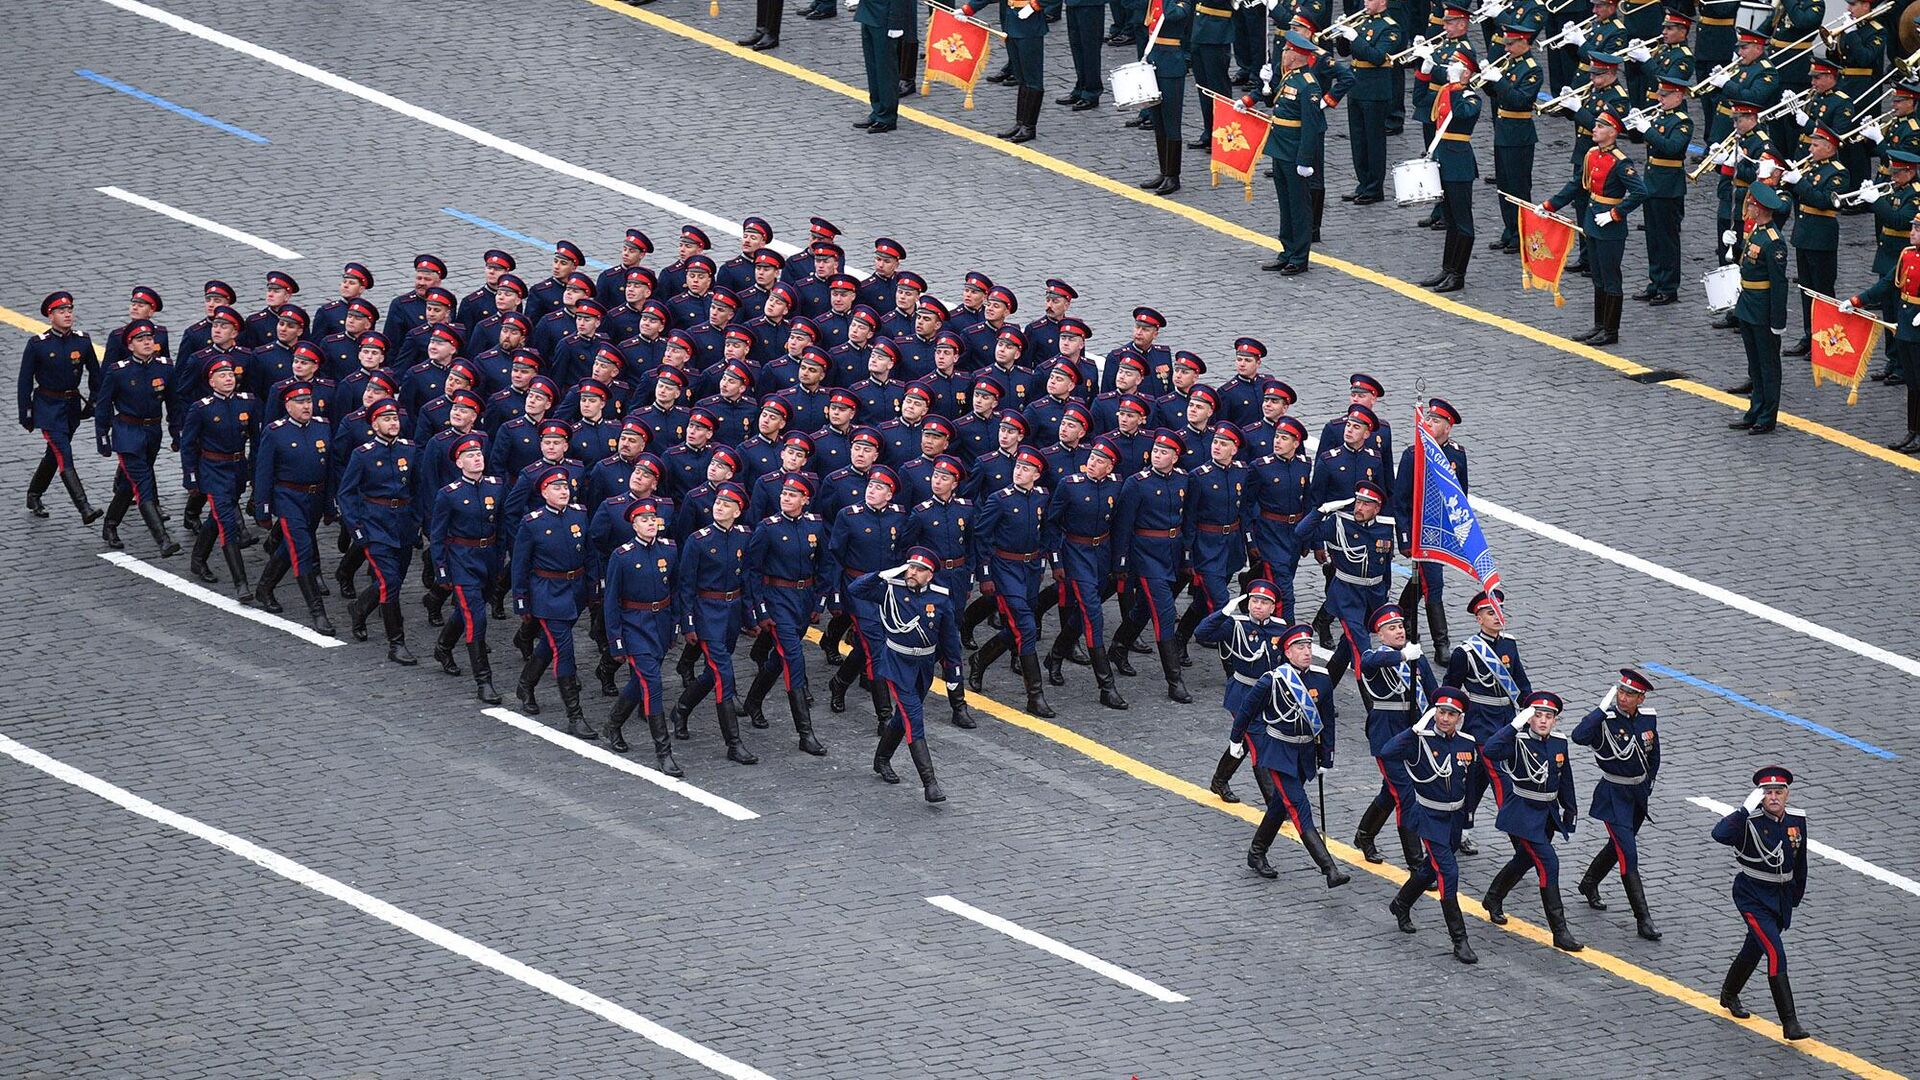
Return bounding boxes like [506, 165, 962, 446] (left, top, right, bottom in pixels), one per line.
[1, 2, 1916, 1077]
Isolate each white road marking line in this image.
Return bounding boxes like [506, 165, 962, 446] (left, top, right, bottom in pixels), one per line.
[0, 733, 778, 1080]
[108, 0, 1920, 685]
[100, 551, 346, 648]
[925, 894, 1190, 1003]
[1687, 796, 1920, 899]
[98, 0, 798, 258]
[94, 185, 303, 260]
[482, 707, 759, 822]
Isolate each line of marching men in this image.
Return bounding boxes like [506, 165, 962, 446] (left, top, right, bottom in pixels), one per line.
[18, 224, 1812, 1026]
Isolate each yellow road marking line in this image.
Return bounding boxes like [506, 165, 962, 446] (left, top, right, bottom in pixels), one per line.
[0, 304, 103, 361]
[582, 0, 1920, 479]
[801, 632, 1898, 1077]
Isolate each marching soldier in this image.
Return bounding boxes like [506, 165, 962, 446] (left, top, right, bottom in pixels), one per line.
[1382, 685, 1481, 963]
[1572, 667, 1663, 941]
[968, 448, 1056, 717]
[602, 500, 682, 775]
[1351, 606, 1436, 866]
[1198, 579, 1288, 803]
[1039, 438, 1129, 708]
[1256, 32, 1330, 272]
[1443, 588, 1528, 854]
[960, 0, 1049, 143]
[1626, 74, 1693, 305]
[1478, 690, 1585, 952]
[18, 291, 101, 524]
[1172, 426, 1248, 663]
[1780, 124, 1848, 357]
[848, 549, 966, 802]
[1541, 109, 1646, 344]
[667, 482, 758, 762]
[511, 469, 598, 739]
[1294, 480, 1394, 687]
[95, 320, 180, 556]
[1392, 397, 1466, 652]
[900, 455, 981, 728]
[1110, 432, 1193, 703]
[741, 474, 832, 755]
[336, 399, 420, 665]
[1243, 414, 1312, 620]
[1420, 43, 1482, 292]
[1483, 22, 1543, 256]
[176, 280, 234, 364]
[1330, 0, 1405, 206]
[1233, 623, 1351, 889]
[826, 468, 908, 718]
[429, 437, 507, 704]
[1728, 183, 1791, 434]
[179, 357, 258, 599]
[1713, 766, 1811, 1040]
[252, 385, 332, 632]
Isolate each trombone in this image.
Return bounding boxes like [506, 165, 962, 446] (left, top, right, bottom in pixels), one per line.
[1313, 9, 1368, 43]
[1388, 29, 1450, 64]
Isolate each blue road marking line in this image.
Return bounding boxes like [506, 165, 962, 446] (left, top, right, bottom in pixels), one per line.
[1643, 661, 1899, 760]
[440, 208, 612, 271]
[74, 69, 270, 144]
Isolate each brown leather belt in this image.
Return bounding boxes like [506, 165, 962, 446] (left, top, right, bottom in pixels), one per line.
[1197, 522, 1237, 534]
[621, 598, 671, 611]
[37, 389, 80, 399]
[762, 575, 815, 588]
[277, 481, 323, 493]
[366, 496, 407, 507]
[1134, 527, 1180, 538]
[698, 587, 743, 600]
[1066, 532, 1109, 546]
[447, 536, 493, 547]
[117, 413, 161, 426]
[201, 450, 243, 463]
[535, 568, 584, 580]
[1261, 510, 1304, 523]
[994, 548, 1041, 562]
[941, 557, 968, 569]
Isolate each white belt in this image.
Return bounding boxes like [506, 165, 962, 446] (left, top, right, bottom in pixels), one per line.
[1738, 865, 1795, 884]
[1600, 769, 1647, 785]
[1467, 691, 1510, 706]
[1371, 701, 1411, 711]
[1233, 671, 1261, 686]
[888, 641, 936, 657]
[1417, 795, 1464, 811]
[1513, 787, 1559, 803]
[1335, 571, 1383, 586]
[1264, 724, 1315, 744]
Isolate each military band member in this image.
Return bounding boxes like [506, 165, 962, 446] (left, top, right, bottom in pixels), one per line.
[1572, 666, 1663, 941]
[1478, 690, 1584, 951]
[1766, 0, 1823, 149]
[1713, 766, 1811, 1040]
[1627, 74, 1693, 305]
[602, 500, 682, 775]
[1409, 5, 1478, 231]
[1233, 622, 1350, 888]
[1332, 0, 1406, 205]
[1382, 686, 1481, 963]
[1189, 0, 1234, 151]
[1541, 109, 1645, 344]
[1640, 9, 1693, 109]
[1858, 152, 1920, 394]
[1729, 183, 1791, 434]
[1702, 28, 1781, 151]
[1694, 0, 1741, 111]
[1848, 206, 1920, 447]
[961, 0, 1049, 143]
[19, 291, 102, 525]
[1780, 124, 1848, 356]
[1351, 606, 1435, 865]
[1253, 33, 1330, 271]
[1421, 43, 1482, 292]
[852, 0, 910, 131]
[1484, 22, 1543, 255]
[849, 549, 966, 802]
[1826, 0, 1885, 195]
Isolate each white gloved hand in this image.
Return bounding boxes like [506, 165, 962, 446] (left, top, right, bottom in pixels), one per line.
[1863, 118, 1885, 143]
[1265, 0, 1280, 10]
[1564, 25, 1586, 45]
[1757, 157, 1781, 180]
[1260, 62, 1274, 83]
[1743, 786, 1766, 812]
[1722, 228, 1739, 246]
[1626, 112, 1651, 132]
[1446, 61, 1467, 83]
[1228, 737, 1247, 759]
[1336, 22, 1358, 40]
[1412, 38, 1436, 59]
[1297, 164, 1316, 176]
[1909, 311, 1919, 327]
[845, 0, 859, 8]
[1600, 208, 1619, 225]
[888, 27, 904, 36]
[1708, 67, 1732, 88]
[1510, 706, 1536, 730]
[1782, 167, 1804, 185]
[1839, 298, 1858, 314]
[1421, 55, 1437, 74]
[1482, 64, 1503, 83]
[1860, 181, 1888, 202]
[1628, 44, 1651, 62]
[1317, 497, 1352, 513]
[946, 678, 962, 693]
[1482, 0, 1507, 17]
[1770, 325, 1784, 336]
[1319, 763, 1335, 774]
[1017, 3, 1033, 16]
[1400, 641, 1422, 660]
[1792, 108, 1809, 126]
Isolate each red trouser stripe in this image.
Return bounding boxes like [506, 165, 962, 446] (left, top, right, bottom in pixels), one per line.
[1744, 911, 1782, 977]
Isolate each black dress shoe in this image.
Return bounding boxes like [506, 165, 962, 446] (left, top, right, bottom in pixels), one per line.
[1748, 421, 1777, 434]
[1056, 92, 1080, 105]
[1124, 114, 1149, 128]
[1871, 368, 1893, 382]
[1886, 373, 1907, 386]
[852, 118, 874, 129]
[866, 122, 896, 132]
[1648, 293, 1677, 306]
[1724, 381, 1753, 395]
[1341, 191, 1361, 202]
[753, 36, 780, 50]
[1279, 262, 1309, 276]
[1886, 430, 1920, 451]
[1071, 97, 1099, 110]
[1728, 418, 1754, 429]
[1631, 287, 1658, 301]
[1783, 338, 1811, 358]
[1352, 193, 1383, 205]
[1384, 125, 1403, 135]
[1261, 255, 1289, 271]
[736, 28, 766, 45]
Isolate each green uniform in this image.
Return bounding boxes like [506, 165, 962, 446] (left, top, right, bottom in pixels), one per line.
[1639, 105, 1691, 298]
[1783, 158, 1848, 346]
[1734, 219, 1790, 428]
[1490, 48, 1544, 248]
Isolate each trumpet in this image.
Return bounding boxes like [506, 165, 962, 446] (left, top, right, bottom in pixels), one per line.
[1388, 29, 1449, 64]
[1755, 87, 1813, 123]
[1686, 130, 1743, 181]
[1835, 178, 1891, 207]
[1534, 81, 1594, 114]
[1536, 14, 1597, 50]
[1687, 59, 1739, 97]
[1313, 9, 1367, 43]
[1619, 102, 1662, 129]
[1820, 0, 1895, 41]
[1467, 51, 1516, 88]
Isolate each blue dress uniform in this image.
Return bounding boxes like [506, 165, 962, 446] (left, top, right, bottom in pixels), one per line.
[1037, 450, 1125, 700]
[1242, 418, 1312, 621]
[1712, 766, 1811, 1039]
[1294, 483, 1394, 686]
[180, 379, 260, 594]
[252, 394, 334, 628]
[601, 504, 681, 771]
[967, 454, 1056, 714]
[899, 464, 981, 729]
[1263, 35, 1329, 271]
[18, 297, 101, 522]
[1382, 687, 1481, 961]
[1426, 54, 1482, 290]
[336, 415, 421, 661]
[1731, 184, 1792, 431]
[1351, 609, 1438, 869]
[94, 325, 179, 551]
[825, 480, 908, 716]
[1572, 667, 1662, 939]
[1392, 399, 1466, 648]
[1487, 32, 1544, 251]
[1195, 580, 1286, 803]
[1231, 642, 1349, 888]
[962, 0, 1048, 142]
[1479, 692, 1585, 951]
[1110, 436, 1193, 700]
[740, 482, 831, 754]
[1174, 435, 1247, 657]
[509, 482, 597, 736]
[1339, 6, 1406, 202]
[668, 483, 759, 762]
[1636, 81, 1693, 303]
[1442, 590, 1528, 843]
[847, 557, 966, 803]
[429, 457, 508, 701]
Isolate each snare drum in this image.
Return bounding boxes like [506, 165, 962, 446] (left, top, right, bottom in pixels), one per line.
[1392, 158, 1443, 206]
[1111, 61, 1161, 110]
[1702, 264, 1739, 314]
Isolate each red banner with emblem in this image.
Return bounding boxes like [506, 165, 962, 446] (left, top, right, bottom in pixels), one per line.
[922, 3, 999, 109]
[1203, 90, 1270, 203]
[1509, 196, 1577, 308]
[1804, 289, 1887, 406]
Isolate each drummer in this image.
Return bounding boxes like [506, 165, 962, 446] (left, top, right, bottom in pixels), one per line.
[1417, 43, 1481, 294]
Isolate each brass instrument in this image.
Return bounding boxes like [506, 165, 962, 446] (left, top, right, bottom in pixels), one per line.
[1467, 51, 1517, 88]
[1688, 59, 1739, 97]
[1534, 80, 1594, 113]
[1312, 9, 1368, 43]
[1755, 87, 1813, 123]
[1387, 29, 1450, 64]
[1820, 0, 1895, 41]
[1536, 14, 1597, 49]
[1686, 130, 1743, 181]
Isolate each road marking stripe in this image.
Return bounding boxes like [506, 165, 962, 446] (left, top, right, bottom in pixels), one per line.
[100, 551, 347, 648]
[0, 731, 779, 1080]
[95, 0, 796, 259]
[74, 68, 271, 143]
[926, 894, 1189, 1003]
[94, 185, 303, 260]
[1687, 797, 1920, 900]
[576, 0, 1920, 479]
[440, 208, 613, 270]
[1647, 662, 1899, 760]
[482, 706, 759, 821]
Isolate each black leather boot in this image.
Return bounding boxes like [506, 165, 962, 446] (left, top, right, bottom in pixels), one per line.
[101, 491, 130, 549]
[1156, 639, 1192, 703]
[1138, 134, 1168, 190]
[60, 467, 102, 524]
[791, 690, 826, 755]
[469, 643, 501, 704]
[348, 588, 375, 641]
[873, 727, 903, 783]
[559, 676, 597, 739]
[1425, 595, 1450, 655]
[1352, 796, 1392, 862]
[1299, 827, 1351, 887]
[1311, 186, 1325, 240]
[333, 562, 357, 601]
[1719, 951, 1758, 1018]
[435, 635, 463, 675]
[297, 573, 334, 636]
[1397, 577, 1422, 643]
[650, 710, 682, 776]
[1156, 139, 1182, 195]
[1622, 871, 1661, 940]
[743, 664, 779, 728]
[1090, 646, 1128, 709]
[1441, 896, 1478, 963]
[26, 458, 53, 518]
[1246, 813, 1281, 879]
[1418, 237, 1454, 287]
[718, 698, 757, 764]
[1397, 826, 1424, 873]
[1482, 859, 1526, 924]
[1019, 653, 1056, 717]
[1588, 292, 1621, 346]
[1043, 648, 1066, 686]
[138, 500, 181, 557]
[1312, 602, 1334, 647]
[1770, 974, 1809, 1040]
[1572, 290, 1607, 343]
[515, 618, 538, 660]
[605, 696, 637, 753]
[1107, 632, 1137, 676]
[1208, 750, 1243, 803]
[189, 522, 219, 581]
[1172, 603, 1203, 666]
[669, 686, 697, 738]
[907, 738, 946, 802]
[947, 685, 977, 728]
[1578, 848, 1612, 909]
[595, 654, 619, 697]
[1388, 878, 1421, 933]
[516, 655, 544, 714]
[1542, 887, 1583, 952]
[1431, 236, 1468, 293]
[222, 542, 252, 603]
[967, 634, 1008, 692]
